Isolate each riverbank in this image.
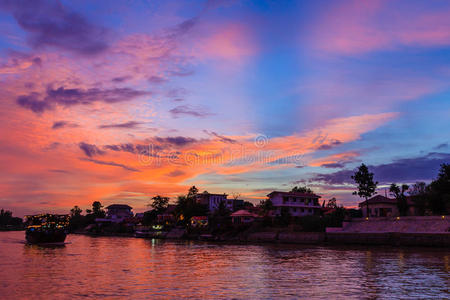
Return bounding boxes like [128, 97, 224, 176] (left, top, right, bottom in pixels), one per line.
[74, 227, 450, 247]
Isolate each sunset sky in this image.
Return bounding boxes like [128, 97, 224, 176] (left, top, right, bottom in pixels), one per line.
[0, 0, 449, 216]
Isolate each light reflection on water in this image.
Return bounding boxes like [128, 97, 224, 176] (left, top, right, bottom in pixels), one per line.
[0, 231, 448, 299]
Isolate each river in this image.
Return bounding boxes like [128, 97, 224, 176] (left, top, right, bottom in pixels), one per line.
[0, 231, 448, 299]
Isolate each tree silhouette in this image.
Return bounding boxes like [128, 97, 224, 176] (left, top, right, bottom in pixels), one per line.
[351, 163, 378, 217]
[70, 206, 82, 217]
[175, 186, 207, 225]
[290, 186, 313, 194]
[92, 201, 105, 218]
[390, 183, 409, 216]
[326, 197, 338, 208]
[259, 198, 274, 215]
[429, 163, 450, 214]
[187, 186, 199, 199]
[150, 195, 169, 213]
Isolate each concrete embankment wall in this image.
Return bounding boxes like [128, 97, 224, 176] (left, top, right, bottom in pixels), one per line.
[326, 232, 450, 247]
[339, 216, 450, 233]
[245, 231, 325, 244]
[243, 231, 450, 247]
[325, 216, 450, 247]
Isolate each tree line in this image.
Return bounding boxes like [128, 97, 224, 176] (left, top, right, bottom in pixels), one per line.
[0, 209, 23, 229]
[352, 163, 450, 216]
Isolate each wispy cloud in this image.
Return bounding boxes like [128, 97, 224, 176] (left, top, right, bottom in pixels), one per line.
[98, 121, 143, 129]
[52, 120, 79, 129]
[203, 130, 237, 144]
[17, 86, 150, 113]
[169, 105, 213, 118]
[78, 142, 105, 157]
[80, 158, 140, 172]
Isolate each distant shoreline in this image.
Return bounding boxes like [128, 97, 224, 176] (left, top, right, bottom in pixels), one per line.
[69, 229, 450, 248]
[0, 227, 24, 232]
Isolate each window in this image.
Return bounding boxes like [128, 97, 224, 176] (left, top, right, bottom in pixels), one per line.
[283, 196, 288, 203]
[293, 198, 296, 202]
[301, 208, 304, 212]
[292, 208, 297, 212]
[308, 209, 312, 213]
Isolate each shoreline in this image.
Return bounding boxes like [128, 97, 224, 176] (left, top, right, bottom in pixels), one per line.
[71, 229, 450, 248]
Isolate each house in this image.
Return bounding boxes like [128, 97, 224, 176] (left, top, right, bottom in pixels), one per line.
[359, 195, 418, 217]
[267, 191, 322, 217]
[106, 204, 133, 220]
[94, 204, 133, 224]
[157, 204, 177, 223]
[231, 210, 260, 225]
[196, 192, 233, 212]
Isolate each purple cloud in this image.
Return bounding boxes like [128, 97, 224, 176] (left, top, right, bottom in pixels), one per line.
[48, 169, 70, 174]
[203, 130, 237, 144]
[98, 121, 143, 129]
[316, 139, 342, 150]
[311, 152, 450, 184]
[168, 17, 198, 39]
[17, 86, 150, 113]
[167, 88, 187, 98]
[79, 142, 105, 157]
[17, 92, 51, 113]
[168, 69, 194, 77]
[435, 143, 448, 150]
[111, 76, 132, 83]
[154, 136, 198, 147]
[169, 105, 213, 118]
[166, 170, 185, 177]
[104, 143, 139, 154]
[320, 162, 347, 168]
[52, 120, 79, 129]
[148, 76, 167, 84]
[1, 0, 110, 55]
[80, 158, 139, 172]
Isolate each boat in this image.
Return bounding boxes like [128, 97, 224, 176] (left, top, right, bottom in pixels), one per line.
[24, 214, 70, 245]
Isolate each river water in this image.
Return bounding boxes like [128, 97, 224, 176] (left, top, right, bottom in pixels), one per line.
[0, 231, 448, 299]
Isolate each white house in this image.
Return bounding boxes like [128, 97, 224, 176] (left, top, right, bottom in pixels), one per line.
[105, 204, 133, 222]
[196, 192, 233, 212]
[267, 191, 321, 217]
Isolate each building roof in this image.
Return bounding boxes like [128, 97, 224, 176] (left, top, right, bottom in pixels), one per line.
[267, 191, 321, 198]
[106, 204, 132, 210]
[359, 195, 396, 206]
[359, 195, 416, 207]
[359, 195, 419, 207]
[196, 192, 228, 197]
[231, 210, 260, 218]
